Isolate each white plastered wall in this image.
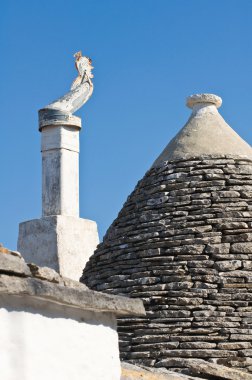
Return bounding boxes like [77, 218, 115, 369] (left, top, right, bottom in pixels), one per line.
[0, 296, 120, 380]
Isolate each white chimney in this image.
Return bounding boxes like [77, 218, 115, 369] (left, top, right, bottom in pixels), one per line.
[18, 53, 99, 280]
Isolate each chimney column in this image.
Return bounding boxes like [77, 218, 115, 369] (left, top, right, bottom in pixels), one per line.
[40, 116, 81, 217]
[17, 52, 99, 280]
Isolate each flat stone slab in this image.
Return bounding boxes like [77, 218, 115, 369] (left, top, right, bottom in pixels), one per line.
[0, 248, 145, 317]
[0, 251, 31, 276]
[0, 274, 145, 316]
[121, 361, 252, 380]
[187, 359, 252, 380]
[121, 363, 203, 380]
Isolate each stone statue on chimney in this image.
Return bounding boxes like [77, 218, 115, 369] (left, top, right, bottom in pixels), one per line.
[19, 51, 99, 280]
[71, 51, 94, 90]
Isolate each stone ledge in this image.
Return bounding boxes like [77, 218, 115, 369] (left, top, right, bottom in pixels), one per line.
[0, 251, 31, 276]
[186, 359, 252, 380]
[0, 274, 145, 316]
[121, 362, 203, 380]
[153, 154, 252, 168]
[0, 247, 145, 317]
[121, 361, 252, 380]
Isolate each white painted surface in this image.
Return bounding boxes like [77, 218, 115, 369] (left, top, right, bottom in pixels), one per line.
[18, 120, 100, 280]
[41, 125, 80, 152]
[18, 215, 99, 280]
[191, 103, 218, 116]
[41, 125, 80, 217]
[0, 295, 120, 380]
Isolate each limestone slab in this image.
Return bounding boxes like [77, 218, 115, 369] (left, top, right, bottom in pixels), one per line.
[0, 274, 145, 316]
[121, 362, 203, 380]
[0, 252, 31, 276]
[187, 359, 252, 380]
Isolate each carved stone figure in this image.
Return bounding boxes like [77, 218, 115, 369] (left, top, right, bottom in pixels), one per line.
[39, 51, 94, 129]
[71, 51, 94, 89]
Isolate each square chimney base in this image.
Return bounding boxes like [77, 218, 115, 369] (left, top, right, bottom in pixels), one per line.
[17, 215, 99, 281]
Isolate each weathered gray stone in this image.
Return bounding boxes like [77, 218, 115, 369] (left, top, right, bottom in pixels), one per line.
[121, 362, 201, 380]
[243, 261, 252, 270]
[82, 151, 252, 374]
[28, 263, 62, 283]
[131, 341, 179, 351]
[0, 252, 31, 276]
[62, 276, 89, 290]
[241, 191, 252, 199]
[230, 334, 252, 341]
[214, 260, 242, 271]
[240, 350, 252, 357]
[223, 233, 252, 243]
[205, 243, 230, 254]
[170, 334, 227, 342]
[159, 349, 237, 358]
[180, 342, 216, 349]
[231, 243, 252, 254]
[156, 358, 252, 379]
[0, 275, 145, 316]
[186, 359, 252, 380]
[219, 270, 251, 278]
[212, 356, 252, 367]
[217, 222, 248, 230]
[218, 342, 251, 350]
[212, 190, 240, 198]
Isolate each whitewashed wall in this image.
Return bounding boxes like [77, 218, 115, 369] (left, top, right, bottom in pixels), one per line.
[0, 296, 120, 380]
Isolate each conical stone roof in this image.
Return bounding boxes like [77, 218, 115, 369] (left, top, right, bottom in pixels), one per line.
[153, 94, 252, 164]
[82, 94, 252, 375]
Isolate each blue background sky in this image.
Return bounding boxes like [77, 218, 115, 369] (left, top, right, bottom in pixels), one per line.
[1, 0, 252, 250]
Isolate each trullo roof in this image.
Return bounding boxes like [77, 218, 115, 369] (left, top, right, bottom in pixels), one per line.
[82, 94, 252, 376]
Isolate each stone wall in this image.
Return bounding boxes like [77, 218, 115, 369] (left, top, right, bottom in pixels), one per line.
[82, 155, 252, 374]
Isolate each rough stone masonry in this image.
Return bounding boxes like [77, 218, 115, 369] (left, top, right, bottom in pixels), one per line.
[82, 94, 252, 375]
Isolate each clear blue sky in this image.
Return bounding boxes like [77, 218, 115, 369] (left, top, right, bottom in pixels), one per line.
[1, 0, 252, 250]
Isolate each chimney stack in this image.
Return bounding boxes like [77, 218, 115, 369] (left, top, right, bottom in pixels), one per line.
[17, 53, 99, 280]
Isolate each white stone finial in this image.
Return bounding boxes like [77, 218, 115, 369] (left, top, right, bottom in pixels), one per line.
[186, 93, 222, 109]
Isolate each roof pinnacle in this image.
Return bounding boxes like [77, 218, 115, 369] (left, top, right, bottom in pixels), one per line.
[186, 93, 222, 109]
[151, 93, 252, 166]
